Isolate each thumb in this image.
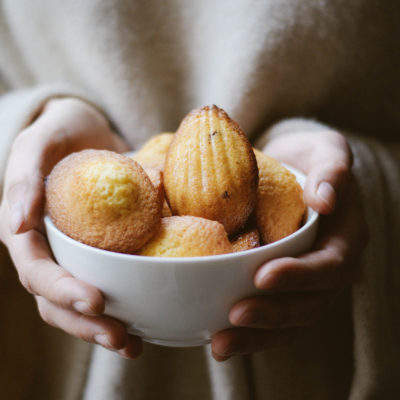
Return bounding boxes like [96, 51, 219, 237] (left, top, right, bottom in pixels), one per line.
[7, 175, 45, 234]
[263, 129, 353, 215]
[4, 97, 131, 235]
[5, 123, 68, 235]
[304, 160, 351, 215]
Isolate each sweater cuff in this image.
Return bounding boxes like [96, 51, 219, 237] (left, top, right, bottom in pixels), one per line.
[0, 83, 104, 196]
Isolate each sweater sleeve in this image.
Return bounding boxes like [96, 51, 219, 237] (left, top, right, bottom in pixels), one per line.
[255, 117, 400, 397]
[0, 82, 107, 198]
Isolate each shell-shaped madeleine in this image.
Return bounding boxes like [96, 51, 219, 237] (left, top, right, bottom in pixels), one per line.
[143, 166, 172, 217]
[254, 149, 306, 244]
[230, 227, 260, 253]
[164, 105, 258, 235]
[136, 216, 232, 257]
[46, 150, 161, 254]
[132, 133, 174, 170]
[143, 167, 164, 205]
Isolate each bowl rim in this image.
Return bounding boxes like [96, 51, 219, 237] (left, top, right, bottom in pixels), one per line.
[44, 163, 319, 265]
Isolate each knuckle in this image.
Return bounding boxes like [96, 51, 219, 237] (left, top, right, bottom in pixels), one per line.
[331, 251, 345, 268]
[330, 161, 351, 180]
[325, 249, 348, 288]
[74, 315, 94, 343]
[17, 267, 35, 295]
[52, 273, 70, 291]
[325, 130, 349, 150]
[49, 274, 74, 306]
[37, 298, 57, 327]
[37, 127, 69, 165]
[324, 130, 353, 167]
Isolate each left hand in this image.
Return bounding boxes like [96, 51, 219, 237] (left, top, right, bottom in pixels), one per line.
[212, 129, 369, 361]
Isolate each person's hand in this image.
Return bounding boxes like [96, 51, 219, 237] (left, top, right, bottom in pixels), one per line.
[0, 97, 142, 359]
[212, 129, 369, 361]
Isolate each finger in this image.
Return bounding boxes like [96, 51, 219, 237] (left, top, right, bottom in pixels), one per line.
[304, 161, 350, 215]
[5, 100, 130, 235]
[41, 98, 131, 154]
[304, 132, 353, 214]
[255, 188, 368, 292]
[36, 296, 129, 351]
[9, 229, 104, 315]
[117, 335, 143, 359]
[212, 328, 296, 360]
[264, 130, 353, 214]
[229, 292, 330, 329]
[5, 125, 69, 234]
[254, 251, 348, 292]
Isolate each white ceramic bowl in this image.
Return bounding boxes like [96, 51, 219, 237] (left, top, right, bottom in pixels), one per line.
[44, 166, 318, 348]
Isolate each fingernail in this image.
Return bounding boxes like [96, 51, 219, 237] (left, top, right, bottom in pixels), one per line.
[117, 348, 135, 360]
[213, 352, 231, 362]
[10, 203, 24, 234]
[117, 337, 142, 359]
[94, 333, 115, 349]
[316, 181, 336, 211]
[73, 300, 98, 316]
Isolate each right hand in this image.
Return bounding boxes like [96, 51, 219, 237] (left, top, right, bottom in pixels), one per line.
[211, 128, 368, 360]
[0, 97, 142, 359]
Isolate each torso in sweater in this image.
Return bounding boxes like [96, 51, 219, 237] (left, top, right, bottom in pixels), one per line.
[0, 0, 398, 145]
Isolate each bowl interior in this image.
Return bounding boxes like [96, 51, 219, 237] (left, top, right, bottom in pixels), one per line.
[44, 160, 319, 347]
[44, 162, 318, 263]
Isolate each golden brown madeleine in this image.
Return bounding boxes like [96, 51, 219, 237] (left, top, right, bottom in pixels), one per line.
[143, 166, 172, 217]
[136, 216, 232, 257]
[164, 105, 258, 235]
[132, 132, 174, 170]
[161, 199, 173, 217]
[254, 149, 306, 244]
[143, 167, 164, 205]
[46, 149, 161, 253]
[230, 227, 260, 252]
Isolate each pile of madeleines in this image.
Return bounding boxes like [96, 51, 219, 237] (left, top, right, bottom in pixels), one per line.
[45, 105, 306, 257]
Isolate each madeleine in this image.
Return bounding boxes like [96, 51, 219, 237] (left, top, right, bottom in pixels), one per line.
[254, 149, 305, 243]
[230, 227, 260, 252]
[46, 150, 161, 253]
[164, 105, 258, 235]
[132, 132, 174, 170]
[136, 216, 233, 257]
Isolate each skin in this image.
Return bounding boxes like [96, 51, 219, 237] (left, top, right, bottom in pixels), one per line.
[211, 130, 369, 361]
[0, 98, 141, 359]
[0, 98, 368, 361]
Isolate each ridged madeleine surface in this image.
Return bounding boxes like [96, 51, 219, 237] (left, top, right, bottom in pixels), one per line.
[164, 105, 258, 235]
[46, 150, 161, 253]
[136, 216, 232, 257]
[254, 149, 306, 244]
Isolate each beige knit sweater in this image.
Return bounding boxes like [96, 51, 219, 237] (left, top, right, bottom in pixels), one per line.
[0, 1, 399, 399]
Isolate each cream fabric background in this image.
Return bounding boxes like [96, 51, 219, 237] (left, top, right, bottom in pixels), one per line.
[0, 1, 399, 399]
